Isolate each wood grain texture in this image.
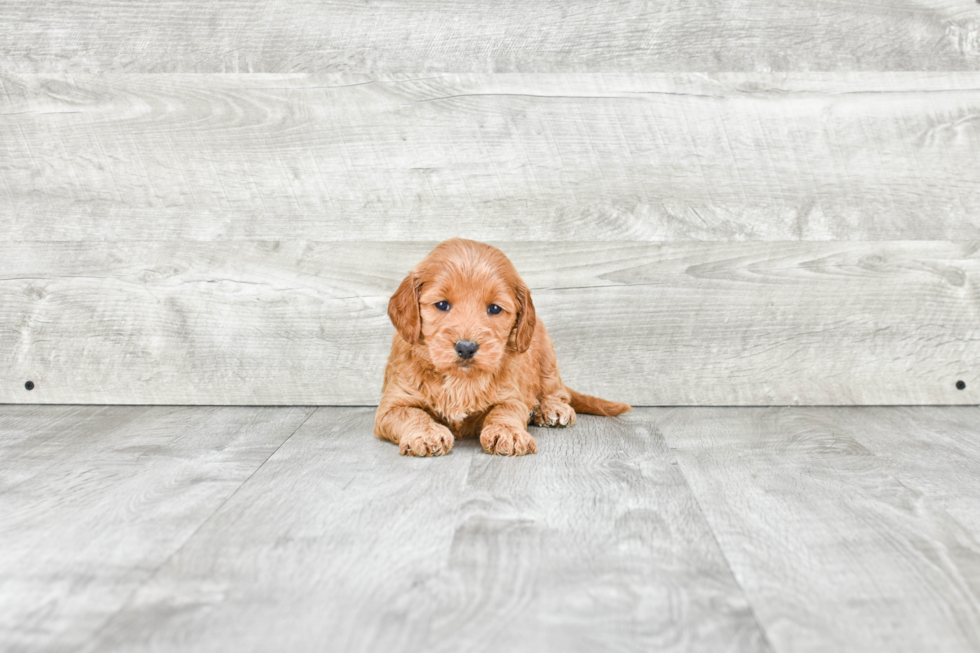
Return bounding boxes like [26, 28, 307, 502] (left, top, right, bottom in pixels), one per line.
[416, 414, 768, 653]
[660, 406, 980, 653]
[0, 405, 314, 653]
[2, 73, 979, 241]
[82, 407, 478, 653]
[1, 0, 979, 73]
[2, 240, 977, 406]
[841, 407, 980, 535]
[8, 406, 979, 652]
[82, 408, 769, 653]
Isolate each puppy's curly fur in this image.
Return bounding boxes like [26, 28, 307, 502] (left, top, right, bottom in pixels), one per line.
[375, 239, 631, 457]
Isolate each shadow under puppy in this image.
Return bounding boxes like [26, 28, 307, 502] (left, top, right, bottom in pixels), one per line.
[375, 238, 631, 456]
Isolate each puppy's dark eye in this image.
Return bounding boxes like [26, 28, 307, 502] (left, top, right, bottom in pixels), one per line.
[487, 304, 502, 315]
[435, 301, 450, 311]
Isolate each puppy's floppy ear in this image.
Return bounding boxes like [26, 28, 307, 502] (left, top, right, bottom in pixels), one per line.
[389, 273, 422, 344]
[514, 284, 537, 353]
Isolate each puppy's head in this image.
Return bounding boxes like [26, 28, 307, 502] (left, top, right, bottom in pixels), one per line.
[388, 239, 536, 376]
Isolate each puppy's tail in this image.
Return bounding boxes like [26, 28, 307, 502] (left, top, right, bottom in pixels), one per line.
[566, 387, 632, 417]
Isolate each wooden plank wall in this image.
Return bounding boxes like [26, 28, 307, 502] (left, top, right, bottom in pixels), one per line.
[2, 2, 979, 405]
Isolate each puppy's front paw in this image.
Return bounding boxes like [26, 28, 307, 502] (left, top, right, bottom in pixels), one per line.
[399, 423, 454, 457]
[533, 398, 576, 428]
[480, 423, 537, 456]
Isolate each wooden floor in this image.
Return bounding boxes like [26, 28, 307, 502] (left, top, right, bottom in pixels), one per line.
[2, 406, 979, 652]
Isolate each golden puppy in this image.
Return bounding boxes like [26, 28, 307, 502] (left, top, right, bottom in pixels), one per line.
[375, 238, 631, 457]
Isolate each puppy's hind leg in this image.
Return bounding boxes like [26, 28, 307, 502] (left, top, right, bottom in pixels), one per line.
[534, 392, 576, 428]
[532, 346, 576, 428]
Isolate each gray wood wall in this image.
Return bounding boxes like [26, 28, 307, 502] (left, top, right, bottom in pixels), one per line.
[2, 2, 979, 405]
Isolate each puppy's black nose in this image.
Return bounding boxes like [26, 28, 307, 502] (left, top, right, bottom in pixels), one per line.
[455, 340, 479, 360]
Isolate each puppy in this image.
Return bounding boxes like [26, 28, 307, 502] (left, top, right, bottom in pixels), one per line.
[374, 238, 631, 457]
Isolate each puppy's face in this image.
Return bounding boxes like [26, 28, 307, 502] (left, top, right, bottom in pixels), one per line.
[388, 240, 536, 377]
[418, 268, 517, 375]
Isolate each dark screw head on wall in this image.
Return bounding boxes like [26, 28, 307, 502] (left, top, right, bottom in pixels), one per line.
[956, 380, 966, 390]
[25, 381, 35, 391]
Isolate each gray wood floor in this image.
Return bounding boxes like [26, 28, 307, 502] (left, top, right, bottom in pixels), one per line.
[2, 406, 979, 652]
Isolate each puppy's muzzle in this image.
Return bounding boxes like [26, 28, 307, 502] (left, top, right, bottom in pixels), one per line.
[455, 340, 479, 360]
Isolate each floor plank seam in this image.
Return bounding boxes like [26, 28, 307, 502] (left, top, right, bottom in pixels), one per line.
[74, 406, 320, 653]
[659, 424, 779, 653]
